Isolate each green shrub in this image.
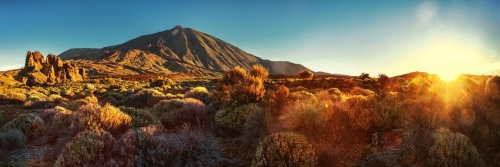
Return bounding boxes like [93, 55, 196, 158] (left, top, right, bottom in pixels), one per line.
[251, 132, 317, 167]
[427, 128, 484, 167]
[67, 99, 90, 111]
[0, 129, 26, 150]
[119, 106, 154, 128]
[1, 113, 44, 141]
[49, 108, 75, 137]
[121, 89, 166, 108]
[215, 103, 261, 132]
[54, 130, 115, 167]
[241, 106, 268, 147]
[211, 64, 268, 109]
[74, 103, 131, 137]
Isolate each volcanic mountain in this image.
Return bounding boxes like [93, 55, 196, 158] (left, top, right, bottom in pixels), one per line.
[59, 25, 312, 76]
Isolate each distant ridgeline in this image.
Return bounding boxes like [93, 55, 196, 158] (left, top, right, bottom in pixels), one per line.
[17, 51, 86, 86]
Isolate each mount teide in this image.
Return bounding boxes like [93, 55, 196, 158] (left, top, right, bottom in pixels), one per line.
[59, 26, 312, 76]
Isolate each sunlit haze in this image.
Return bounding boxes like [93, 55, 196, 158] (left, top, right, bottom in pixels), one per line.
[1, 0, 499, 77]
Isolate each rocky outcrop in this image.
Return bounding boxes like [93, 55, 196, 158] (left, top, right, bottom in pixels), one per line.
[18, 51, 86, 85]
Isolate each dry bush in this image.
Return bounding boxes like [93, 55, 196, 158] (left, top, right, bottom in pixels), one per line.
[210, 65, 267, 109]
[288, 90, 316, 102]
[184, 86, 210, 104]
[24, 94, 67, 109]
[1, 113, 44, 141]
[278, 95, 336, 143]
[215, 103, 261, 132]
[264, 85, 290, 117]
[54, 130, 115, 167]
[427, 128, 484, 167]
[150, 98, 207, 130]
[372, 92, 401, 130]
[251, 132, 317, 167]
[49, 107, 75, 137]
[299, 70, 314, 79]
[485, 76, 500, 99]
[74, 103, 131, 137]
[0, 93, 26, 104]
[350, 86, 375, 96]
[336, 95, 375, 131]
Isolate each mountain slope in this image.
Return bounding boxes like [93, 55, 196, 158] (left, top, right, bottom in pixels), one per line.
[59, 26, 311, 76]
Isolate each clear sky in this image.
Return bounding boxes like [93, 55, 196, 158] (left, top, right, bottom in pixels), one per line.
[1, 0, 499, 77]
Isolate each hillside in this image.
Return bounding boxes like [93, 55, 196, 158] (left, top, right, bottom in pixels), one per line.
[59, 26, 311, 76]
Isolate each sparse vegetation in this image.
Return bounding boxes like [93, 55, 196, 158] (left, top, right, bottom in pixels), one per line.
[0, 65, 497, 166]
[251, 132, 318, 167]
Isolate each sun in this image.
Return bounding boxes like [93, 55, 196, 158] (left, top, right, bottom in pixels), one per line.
[412, 37, 486, 82]
[438, 72, 458, 82]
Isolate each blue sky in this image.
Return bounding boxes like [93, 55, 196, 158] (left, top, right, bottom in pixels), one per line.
[1, 0, 499, 76]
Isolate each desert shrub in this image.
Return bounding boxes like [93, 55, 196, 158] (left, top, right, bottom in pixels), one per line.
[299, 70, 314, 79]
[84, 95, 98, 103]
[102, 96, 119, 106]
[1, 113, 44, 141]
[74, 103, 131, 137]
[372, 93, 401, 130]
[61, 89, 75, 97]
[350, 86, 375, 96]
[184, 86, 210, 104]
[251, 132, 317, 167]
[150, 78, 176, 88]
[240, 106, 268, 147]
[83, 83, 96, 93]
[0, 111, 3, 125]
[265, 85, 290, 117]
[0, 129, 26, 150]
[327, 87, 342, 95]
[215, 103, 261, 132]
[336, 95, 375, 131]
[119, 106, 154, 128]
[105, 78, 117, 85]
[280, 98, 334, 138]
[54, 130, 115, 167]
[67, 99, 90, 111]
[132, 125, 226, 167]
[24, 94, 67, 109]
[288, 90, 316, 102]
[427, 128, 484, 167]
[149, 99, 184, 117]
[112, 129, 138, 166]
[103, 91, 126, 100]
[485, 76, 500, 100]
[49, 108, 75, 137]
[157, 98, 207, 129]
[0, 93, 26, 104]
[211, 65, 268, 109]
[121, 89, 166, 108]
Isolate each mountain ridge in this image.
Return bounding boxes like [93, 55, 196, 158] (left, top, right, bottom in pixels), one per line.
[59, 26, 316, 76]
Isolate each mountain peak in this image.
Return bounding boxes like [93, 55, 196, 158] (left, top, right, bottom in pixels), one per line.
[172, 25, 183, 30]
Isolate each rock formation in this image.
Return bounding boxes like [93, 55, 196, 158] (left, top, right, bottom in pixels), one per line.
[18, 51, 86, 85]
